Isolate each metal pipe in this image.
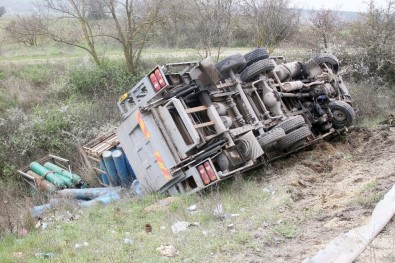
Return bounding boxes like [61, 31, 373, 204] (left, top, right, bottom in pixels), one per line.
[102, 151, 120, 186]
[44, 162, 82, 185]
[31, 199, 60, 218]
[31, 203, 52, 218]
[117, 145, 136, 181]
[27, 171, 57, 193]
[251, 80, 283, 120]
[229, 70, 260, 126]
[57, 187, 117, 200]
[279, 92, 311, 98]
[226, 96, 245, 126]
[217, 160, 254, 178]
[78, 191, 121, 208]
[112, 150, 130, 187]
[30, 162, 67, 188]
[99, 158, 110, 185]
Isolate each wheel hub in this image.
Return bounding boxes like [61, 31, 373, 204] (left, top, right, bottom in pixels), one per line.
[332, 109, 347, 122]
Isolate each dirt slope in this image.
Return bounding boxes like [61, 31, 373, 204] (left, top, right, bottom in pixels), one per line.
[259, 126, 395, 262]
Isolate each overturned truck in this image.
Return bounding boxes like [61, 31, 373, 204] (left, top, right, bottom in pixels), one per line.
[116, 49, 355, 195]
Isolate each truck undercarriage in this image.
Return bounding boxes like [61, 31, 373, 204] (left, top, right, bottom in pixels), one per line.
[116, 49, 356, 195]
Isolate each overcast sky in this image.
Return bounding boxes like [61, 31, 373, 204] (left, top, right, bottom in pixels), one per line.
[296, 0, 388, 12]
[0, 0, 390, 15]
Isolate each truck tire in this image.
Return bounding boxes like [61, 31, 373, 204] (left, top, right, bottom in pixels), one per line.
[275, 115, 305, 134]
[312, 54, 340, 73]
[257, 128, 286, 149]
[278, 125, 312, 150]
[216, 54, 247, 79]
[244, 48, 269, 66]
[240, 59, 275, 82]
[328, 100, 355, 129]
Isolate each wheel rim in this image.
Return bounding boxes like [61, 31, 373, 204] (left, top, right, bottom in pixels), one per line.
[332, 109, 347, 123]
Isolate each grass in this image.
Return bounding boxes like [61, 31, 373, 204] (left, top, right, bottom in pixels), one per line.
[0, 42, 251, 63]
[0, 175, 301, 263]
[272, 220, 300, 239]
[352, 181, 385, 209]
[0, 39, 310, 64]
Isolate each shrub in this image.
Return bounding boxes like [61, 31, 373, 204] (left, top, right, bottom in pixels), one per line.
[0, 180, 34, 238]
[67, 60, 143, 99]
[0, 99, 119, 179]
[347, 79, 395, 122]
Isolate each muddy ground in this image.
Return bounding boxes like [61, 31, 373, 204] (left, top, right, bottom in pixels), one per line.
[259, 125, 395, 262]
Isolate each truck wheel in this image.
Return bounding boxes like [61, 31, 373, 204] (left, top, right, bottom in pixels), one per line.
[257, 128, 286, 149]
[328, 100, 355, 129]
[216, 54, 247, 79]
[240, 58, 275, 82]
[275, 115, 305, 134]
[312, 54, 339, 73]
[244, 48, 269, 66]
[278, 125, 312, 150]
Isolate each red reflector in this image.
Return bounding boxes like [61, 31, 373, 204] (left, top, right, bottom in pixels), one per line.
[204, 162, 217, 182]
[155, 69, 166, 88]
[198, 165, 210, 185]
[149, 73, 161, 91]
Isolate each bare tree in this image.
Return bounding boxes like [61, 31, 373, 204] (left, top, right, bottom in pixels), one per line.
[5, 15, 46, 46]
[37, 0, 102, 66]
[350, 0, 395, 80]
[0, 6, 5, 17]
[87, 0, 106, 20]
[242, 0, 300, 52]
[309, 9, 341, 49]
[158, 0, 189, 48]
[186, 0, 233, 61]
[102, 0, 164, 74]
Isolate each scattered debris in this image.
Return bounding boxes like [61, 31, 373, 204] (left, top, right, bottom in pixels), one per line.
[145, 224, 152, 233]
[31, 188, 121, 218]
[171, 221, 190, 234]
[17, 228, 28, 236]
[171, 221, 199, 234]
[187, 204, 197, 212]
[213, 204, 224, 216]
[160, 226, 166, 231]
[35, 253, 55, 259]
[157, 245, 178, 257]
[123, 238, 133, 245]
[74, 244, 82, 249]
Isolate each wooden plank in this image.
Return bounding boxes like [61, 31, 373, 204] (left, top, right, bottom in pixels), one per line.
[303, 184, 395, 263]
[87, 155, 100, 163]
[93, 167, 107, 175]
[84, 133, 119, 157]
[185, 105, 208, 114]
[194, 121, 215, 129]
